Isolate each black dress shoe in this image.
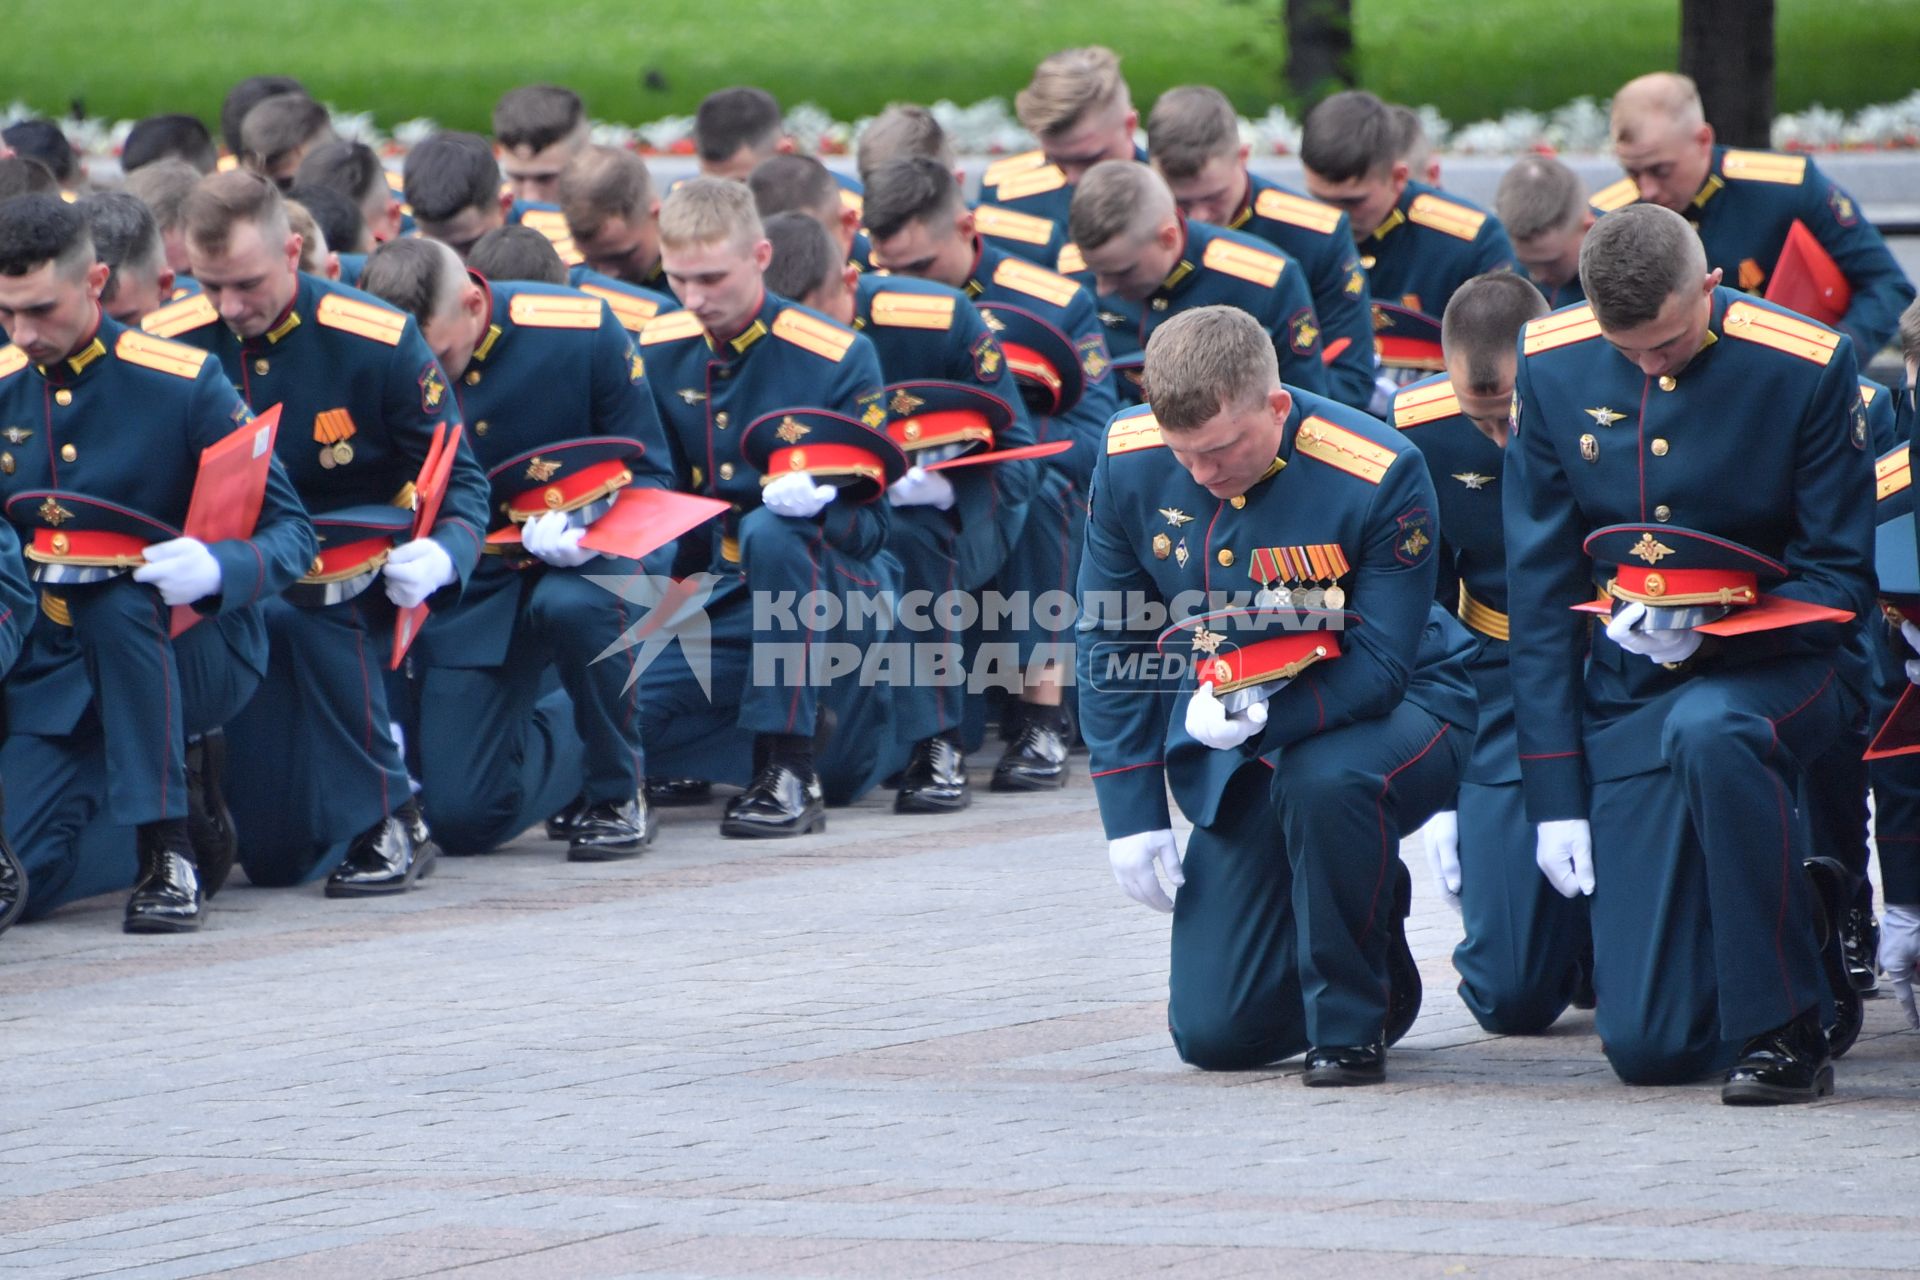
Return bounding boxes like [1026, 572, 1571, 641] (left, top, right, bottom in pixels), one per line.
[990, 719, 1069, 792]
[720, 763, 825, 839]
[1302, 1043, 1386, 1087]
[1841, 906, 1880, 996]
[0, 783, 24, 938]
[895, 737, 971, 813]
[326, 808, 434, 897]
[645, 778, 714, 807]
[568, 795, 657, 861]
[544, 795, 589, 842]
[1804, 856, 1864, 1058]
[1384, 860, 1423, 1046]
[185, 731, 237, 899]
[125, 821, 203, 934]
[1723, 1007, 1834, 1105]
[1570, 942, 1597, 1011]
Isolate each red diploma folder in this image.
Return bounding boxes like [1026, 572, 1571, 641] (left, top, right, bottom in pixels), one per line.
[390, 422, 462, 668]
[1764, 220, 1851, 328]
[1570, 595, 1854, 635]
[485, 487, 729, 560]
[1868, 686, 1920, 760]
[924, 439, 1074, 472]
[170, 405, 282, 637]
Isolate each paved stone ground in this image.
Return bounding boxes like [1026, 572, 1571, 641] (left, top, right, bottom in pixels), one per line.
[4, 752, 1919, 1279]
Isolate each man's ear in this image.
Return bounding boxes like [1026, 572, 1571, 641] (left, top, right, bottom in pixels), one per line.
[1389, 160, 1411, 191]
[1703, 266, 1724, 294]
[157, 267, 176, 297]
[285, 232, 304, 273]
[85, 259, 111, 298]
[750, 237, 774, 271]
[497, 189, 515, 221]
[840, 262, 860, 293]
[1268, 386, 1293, 425]
[775, 136, 797, 156]
[324, 251, 341, 281]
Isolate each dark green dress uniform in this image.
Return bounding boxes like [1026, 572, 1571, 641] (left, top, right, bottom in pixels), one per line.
[973, 146, 1151, 276]
[1591, 148, 1915, 355]
[1228, 173, 1375, 411]
[1504, 291, 1873, 1083]
[567, 265, 680, 339]
[142, 275, 488, 886]
[1359, 181, 1515, 328]
[1887, 379, 1920, 909]
[408, 281, 676, 855]
[1392, 373, 1589, 1033]
[1077, 392, 1476, 1067]
[1094, 219, 1330, 398]
[853, 273, 1036, 755]
[0, 520, 29, 678]
[0, 314, 314, 915]
[633, 292, 895, 801]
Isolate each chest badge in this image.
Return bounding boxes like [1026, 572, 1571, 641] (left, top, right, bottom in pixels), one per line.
[1152, 532, 1172, 560]
[1098, 311, 1127, 328]
[2, 427, 30, 444]
[1158, 507, 1193, 527]
[1453, 472, 1493, 490]
[1585, 406, 1625, 427]
[678, 388, 708, 404]
[1174, 540, 1190, 568]
[1579, 433, 1599, 463]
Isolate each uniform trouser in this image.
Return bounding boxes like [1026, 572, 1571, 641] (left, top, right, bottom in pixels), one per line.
[8, 591, 262, 920]
[224, 594, 412, 887]
[889, 505, 963, 747]
[1803, 723, 1872, 911]
[993, 467, 1082, 672]
[1588, 659, 1847, 1084]
[641, 507, 900, 804]
[1167, 699, 1465, 1069]
[416, 570, 645, 854]
[1866, 616, 1920, 907]
[1454, 779, 1590, 1035]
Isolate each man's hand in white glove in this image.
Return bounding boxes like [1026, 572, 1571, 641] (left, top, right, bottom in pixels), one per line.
[383, 537, 456, 609]
[521, 510, 598, 568]
[1420, 810, 1462, 912]
[1183, 681, 1268, 751]
[887, 464, 956, 511]
[762, 470, 836, 519]
[1536, 817, 1595, 898]
[1109, 828, 1183, 913]
[1879, 904, 1920, 1028]
[1605, 601, 1702, 665]
[1901, 620, 1920, 685]
[132, 537, 222, 606]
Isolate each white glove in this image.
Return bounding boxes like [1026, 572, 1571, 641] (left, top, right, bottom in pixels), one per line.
[1420, 810, 1462, 912]
[382, 537, 456, 609]
[1109, 828, 1183, 913]
[1880, 904, 1920, 1029]
[887, 465, 956, 511]
[1536, 817, 1594, 898]
[132, 537, 222, 605]
[1900, 620, 1920, 685]
[1183, 681, 1268, 750]
[1605, 601, 1703, 665]
[762, 470, 836, 519]
[520, 510, 597, 568]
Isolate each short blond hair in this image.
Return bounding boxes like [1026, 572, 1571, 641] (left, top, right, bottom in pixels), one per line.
[284, 198, 326, 272]
[1068, 160, 1172, 252]
[659, 175, 762, 251]
[1144, 306, 1276, 431]
[1016, 46, 1130, 138]
[1611, 72, 1704, 145]
[1897, 298, 1920, 364]
[558, 144, 654, 242]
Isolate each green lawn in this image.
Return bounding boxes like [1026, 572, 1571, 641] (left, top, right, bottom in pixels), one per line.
[11, 0, 1919, 134]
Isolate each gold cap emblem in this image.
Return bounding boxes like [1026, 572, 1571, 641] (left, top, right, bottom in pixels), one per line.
[525, 456, 561, 482]
[1630, 534, 1674, 564]
[776, 416, 810, 444]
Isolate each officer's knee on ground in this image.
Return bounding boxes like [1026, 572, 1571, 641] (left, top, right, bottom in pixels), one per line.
[1601, 1031, 1728, 1086]
[1168, 1002, 1298, 1072]
[420, 788, 521, 857]
[1461, 982, 1568, 1037]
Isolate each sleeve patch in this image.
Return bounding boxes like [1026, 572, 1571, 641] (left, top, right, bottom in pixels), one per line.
[1079, 334, 1111, 382]
[140, 292, 219, 339]
[992, 258, 1080, 309]
[1828, 187, 1859, 227]
[1722, 301, 1840, 365]
[973, 205, 1057, 248]
[508, 293, 604, 330]
[1252, 187, 1344, 236]
[771, 308, 858, 362]
[1393, 507, 1434, 565]
[638, 309, 707, 346]
[870, 290, 956, 330]
[972, 331, 1005, 382]
[1294, 416, 1397, 484]
[315, 293, 407, 345]
[115, 330, 209, 378]
[1201, 237, 1285, 288]
[1289, 308, 1320, 355]
[1406, 193, 1488, 241]
[1722, 150, 1807, 186]
[419, 362, 449, 414]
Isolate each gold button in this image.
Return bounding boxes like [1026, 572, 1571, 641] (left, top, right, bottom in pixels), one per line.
[54, 389, 71, 406]
[465, 370, 482, 385]
[719, 462, 735, 480]
[1229, 495, 1246, 509]
[474, 420, 489, 437]
[1650, 438, 1669, 456]
[60, 444, 76, 462]
[1654, 504, 1672, 522]
[1658, 375, 1677, 391]
[1217, 548, 1234, 567]
[715, 411, 729, 429]
[253, 358, 270, 375]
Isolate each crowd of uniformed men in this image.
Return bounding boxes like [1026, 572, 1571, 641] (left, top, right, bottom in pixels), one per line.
[0, 49, 1916, 1104]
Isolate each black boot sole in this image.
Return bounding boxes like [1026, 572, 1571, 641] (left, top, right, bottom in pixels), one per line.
[324, 847, 433, 898]
[1722, 1062, 1835, 1106]
[894, 788, 971, 814]
[1302, 1063, 1386, 1087]
[988, 768, 1067, 793]
[719, 812, 826, 839]
[568, 812, 658, 862]
[123, 911, 203, 934]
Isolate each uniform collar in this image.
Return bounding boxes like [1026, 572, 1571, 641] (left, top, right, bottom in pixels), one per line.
[245, 273, 314, 350]
[1152, 218, 1197, 300]
[963, 237, 994, 299]
[470, 273, 503, 364]
[1657, 289, 1729, 386]
[709, 290, 775, 357]
[1225, 172, 1258, 232]
[1686, 148, 1729, 216]
[36, 308, 108, 381]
